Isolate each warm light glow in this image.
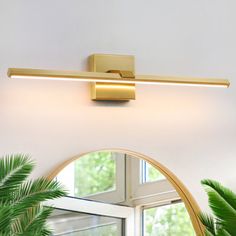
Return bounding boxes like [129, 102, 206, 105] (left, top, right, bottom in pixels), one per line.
[8, 68, 230, 88]
[10, 75, 229, 88]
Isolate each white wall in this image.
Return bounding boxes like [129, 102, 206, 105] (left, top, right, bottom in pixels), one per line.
[0, 0, 236, 211]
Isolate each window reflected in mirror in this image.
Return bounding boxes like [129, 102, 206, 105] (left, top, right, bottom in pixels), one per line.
[143, 202, 195, 236]
[140, 160, 165, 183]
[52, 151, 196, 235]
[48, 209, 124, 236]
[74, 152, 116, 197]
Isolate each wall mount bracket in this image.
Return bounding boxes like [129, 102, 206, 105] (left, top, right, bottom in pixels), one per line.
[89, 54, 136, 101]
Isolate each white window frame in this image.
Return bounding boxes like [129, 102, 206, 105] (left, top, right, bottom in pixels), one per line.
[126, 155, 179, 206]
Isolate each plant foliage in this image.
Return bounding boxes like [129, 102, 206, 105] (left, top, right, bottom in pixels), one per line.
[0, 154, 67, 236]
[199, 179, 236, 236]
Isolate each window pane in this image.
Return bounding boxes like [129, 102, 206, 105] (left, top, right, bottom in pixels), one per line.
[48, 209, 123, 236]
[141, 160, 165, 183]
[75, 224, 119, 236]
[143, 202, 195, 236]
[74, 152, 116, 197]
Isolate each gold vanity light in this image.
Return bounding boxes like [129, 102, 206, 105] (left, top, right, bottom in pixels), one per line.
[8, 54, 230, 101]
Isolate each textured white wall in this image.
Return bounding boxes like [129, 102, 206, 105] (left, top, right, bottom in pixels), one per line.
[0, 0, 236, 210]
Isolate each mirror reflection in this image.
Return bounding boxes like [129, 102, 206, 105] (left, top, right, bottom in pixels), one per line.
[48, 209, 124, 236]
[48, 151, 195, 236]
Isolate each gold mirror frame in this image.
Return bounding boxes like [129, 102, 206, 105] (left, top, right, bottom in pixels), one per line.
[47, 148, 204, 235]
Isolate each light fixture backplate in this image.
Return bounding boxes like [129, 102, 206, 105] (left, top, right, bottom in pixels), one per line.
[89, 54, 136, 101]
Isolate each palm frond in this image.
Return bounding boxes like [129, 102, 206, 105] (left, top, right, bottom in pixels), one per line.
[201, 179, 236, 235]
[40, 227, 52, 236]
[216, 228, 231, 236]
[198, 213, 216, 235]
[12, 178, 66, 217]
[201, 179, 236, 210]
[12, 206, 53, 235]
[0, 154, 67, 235]
[0, 205, 12, 233]
[0, 154, 34, 202]
[204, 232, 215, 236]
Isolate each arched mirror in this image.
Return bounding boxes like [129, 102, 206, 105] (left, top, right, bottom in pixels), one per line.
[47, 150, 204, 236]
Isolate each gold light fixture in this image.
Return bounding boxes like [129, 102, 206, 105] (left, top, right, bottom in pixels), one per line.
[8, 54, 230, 101]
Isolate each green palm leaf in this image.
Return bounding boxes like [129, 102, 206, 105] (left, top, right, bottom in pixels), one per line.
[0, 154, 34, 202]
[199, 213, 216, 235]
[202, 179, 236, 210]
[0, 205, 12, 233]
[199, 179, 236, 236]
[202, 179, 236, 235]
[216, 228, 231, 236]
[0, 154, 67, 235]
[12, 206, 53, 235]
[13, 178, 66, 217]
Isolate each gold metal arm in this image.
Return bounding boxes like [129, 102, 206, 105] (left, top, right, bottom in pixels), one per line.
[8, 68, 229, 87]
[7, 54, 230, 101]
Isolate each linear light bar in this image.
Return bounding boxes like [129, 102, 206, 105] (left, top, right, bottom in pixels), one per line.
[8, 68, 230, 88]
